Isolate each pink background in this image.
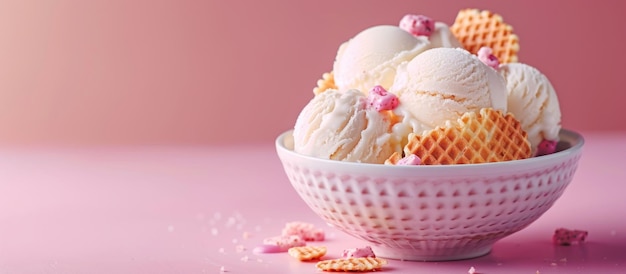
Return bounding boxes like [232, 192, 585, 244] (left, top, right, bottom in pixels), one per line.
[1, 0, 625, 145]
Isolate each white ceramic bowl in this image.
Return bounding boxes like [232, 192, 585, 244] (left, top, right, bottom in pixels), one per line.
[275, 129, 584, 261]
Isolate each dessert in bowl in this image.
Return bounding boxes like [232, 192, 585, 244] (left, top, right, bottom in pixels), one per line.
[276, 129, 583, 261]
[276, 9, 583, 261]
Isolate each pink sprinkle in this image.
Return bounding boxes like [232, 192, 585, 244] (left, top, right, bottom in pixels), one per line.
[468, 266, 477, 274]
[399, 14, 435, 37]
[553, 228, 588, 245]
[367, 85, 399, 111]
[342, 246, 376, 258]
[536, 139, 558, 156]
[397, 154, 421, 165]
[477, 47, 500, 70]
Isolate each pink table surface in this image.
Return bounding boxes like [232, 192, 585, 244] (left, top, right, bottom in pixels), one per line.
[1, 131, 625, 274]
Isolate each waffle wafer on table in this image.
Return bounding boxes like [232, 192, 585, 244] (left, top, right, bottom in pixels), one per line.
[288, 246, 327, 261]
[386, 108, 531, 165]
[316, 257, 388, 272]
[450, 9, 519, 63]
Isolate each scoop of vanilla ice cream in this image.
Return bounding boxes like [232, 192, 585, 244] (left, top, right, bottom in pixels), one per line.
[333, 25, 432, 94]
[429, 22, 463, 48]
[390, 48, 507, 130]
[292, 89, 397, 164]
[499, 63, 561, 153]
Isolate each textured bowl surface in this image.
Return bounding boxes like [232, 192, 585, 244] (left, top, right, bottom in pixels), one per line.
[276, 129, 584, 261]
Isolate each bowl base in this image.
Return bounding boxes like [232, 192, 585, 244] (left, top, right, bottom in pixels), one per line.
[373, 244, 492, 262]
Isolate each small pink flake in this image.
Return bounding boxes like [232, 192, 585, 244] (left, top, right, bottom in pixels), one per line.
[220, 266, 226, 272]
[477, 46, 500, 70]
[468, 266, 476, 274]
[281, 222, 325, 241]
[553, 228, 588, 245]
[399, 14, 435, 37]
[342, 246, 376, 258]
[536, 139, 558, 156]
[397, 154, 421, 165]
[366, 85, 399, 112]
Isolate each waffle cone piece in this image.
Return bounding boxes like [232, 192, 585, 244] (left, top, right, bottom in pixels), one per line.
[288, 246, 327, 261]
[451, 9, 520, 63]
[316, 257, 387, 272]
[313, 71, 337, 95]
[388, 108, 531, 165]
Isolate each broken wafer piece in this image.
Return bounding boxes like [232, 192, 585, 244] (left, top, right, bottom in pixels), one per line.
[288, 246, 327, 261]
[313, 71, 337, 95]
[451, 8, 519, 63]
[316, 257, 388, 272]
[388, 108, 531, 165]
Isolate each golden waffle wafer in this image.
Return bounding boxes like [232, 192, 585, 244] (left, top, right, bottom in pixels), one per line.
[288, 246, 327, 261]
[316, 257, 387, 272]
[450, 9, 519, 63]
[384, 151, 403, 165]
[313, 71, 337, 95]
[389, 108, 531, 165]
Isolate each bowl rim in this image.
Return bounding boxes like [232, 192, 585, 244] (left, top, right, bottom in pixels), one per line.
[275, 129, 584, 171]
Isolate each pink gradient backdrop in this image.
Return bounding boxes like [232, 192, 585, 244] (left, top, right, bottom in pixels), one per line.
[1, 0, 624, 145]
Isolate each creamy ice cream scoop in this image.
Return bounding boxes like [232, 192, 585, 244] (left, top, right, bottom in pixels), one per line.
[499, 62, 561, 154]
[292, 89, 398, 164]
[390, 47, 507, 130]
[333, 25, 432, 94]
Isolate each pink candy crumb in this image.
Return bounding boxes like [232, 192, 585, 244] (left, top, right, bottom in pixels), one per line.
[553, 228, 588, 245]
[477, 47, 500, 70]
[342, 246, 376, 258]
[367, 85, 399, 112]
[399, 14, 435, 37]
[281, 222, 325, 241]
[536, 139, 558, 156]
[397, 154, 421, 165]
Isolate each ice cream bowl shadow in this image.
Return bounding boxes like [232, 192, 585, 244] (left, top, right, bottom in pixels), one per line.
[275, 129, 584, 261]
